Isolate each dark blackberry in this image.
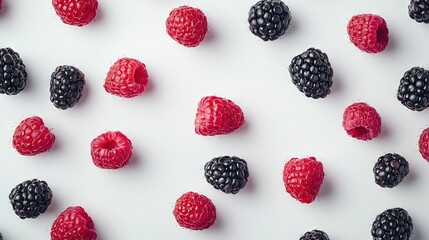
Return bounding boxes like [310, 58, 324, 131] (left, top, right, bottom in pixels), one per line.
[50, 65, 85, 110]
[371, 208, 413, 240]
[300, 230, 330, 240]
[289, 48, 333, 99]
[373, 153, 409, 188]
[0, 232, 2, 240]
[0, 47, 27, 95]
[397, 67, 429, 111]
[204, 156, 249, 194]
[248, 0, 292, 41]
[9, 179, 53, 219]
[409, 0, 429, 23]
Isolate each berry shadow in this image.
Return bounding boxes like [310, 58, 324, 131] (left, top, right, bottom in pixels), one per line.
[317, 178, 333, 201]
[329, 75, 342, 97]
[0, 1, 11, 19]
[75, 81, 91, 108]
[241, 172, 256, 195]
[90, 5, 104, 26]
[124, 145, 143, 171]
[401, 165, 417, 186]
[203, 24, 217, 46]
[412, 220, 425, 240]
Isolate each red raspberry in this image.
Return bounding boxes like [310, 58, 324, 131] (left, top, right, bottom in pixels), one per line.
[166, 6, 208, 47]
[419, 127, 429, 161]
[282, 157, 324, 204]
[90, 131, 132, 169]
[173, 192, 216, 230]
[194, 96, 245, 136]
[51, 206, 97, 240]
[347, 14, 389, 53]
[342, 102, 382, 141]
[52, 0, 98, 27]
[12, 116, 55, 156]
[104, 58, 149, 98]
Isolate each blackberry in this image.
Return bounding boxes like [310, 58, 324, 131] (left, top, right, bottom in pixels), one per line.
[0, 232, 2, 240]
[50, 65, 85, 110]
[248, 0, 292, 41]
[397, 67, 429, 111]
[0, 47, 27, 95]
[9, 179, 53, 219]
[371, 208, 413, 240]
[204, 156, 249, 194]
[409, 0, 429, 23]
[300, 230, 330, 240]
[373, 153, 409, 188]
[289, 48, 333, 99]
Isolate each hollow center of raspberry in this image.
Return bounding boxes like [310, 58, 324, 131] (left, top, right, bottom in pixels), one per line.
[134, 66, 148, 85]
[376, 24, 388, 45]
[348, 126, 369, 139]
[102, 140, 117, 150]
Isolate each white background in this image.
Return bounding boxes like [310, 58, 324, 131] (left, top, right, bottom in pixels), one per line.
[0, 0, 429, 239]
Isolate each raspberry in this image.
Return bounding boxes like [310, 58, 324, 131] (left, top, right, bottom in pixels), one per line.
[282, 157, 324, 204]
[342, 102, 381, 141]
[173, 192, 216, 230]
[300, 230, 330, 240]
[0, 47, 27, 95]
[90, 131, 132, 169]
[371, 208, 413, 240]
[104, 58, 149, 98]
[166, 6, 208, 47]
[52, 0, 98, 27]
[194, 96, 245, 136]
[418, 127, 429, 161]
[50, 206, 97, 240]
[347, 14, 389, 53]
[50, 65, 86, 110]
[12, 116, 55, 156]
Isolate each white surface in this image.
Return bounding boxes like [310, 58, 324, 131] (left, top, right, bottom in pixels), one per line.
[0, 0, 429, 239]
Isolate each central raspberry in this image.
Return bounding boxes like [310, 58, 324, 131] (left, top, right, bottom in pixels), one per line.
[342, 102, 382, 141]
[347, 14, 389, 53]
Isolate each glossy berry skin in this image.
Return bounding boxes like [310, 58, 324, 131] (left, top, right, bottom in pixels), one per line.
[51, 206, 97, 240]
[52, 0, 98, 26]
[173, 192, 216, 230]
[347, 14, 389, 53]
[418, 127, 429, 161]
[289, 48, 333, 99]
[373, 153, 409, 188]
[0, 47, 27, 95]
[300, 230, 330, 240]
[12, 116, 55, 156]
[204, 156, 249, 194]
[283, 157, 324, 204]
[409, 0, 429, 23]
[248, 0, 292, 41]
[371, 208, 413, 240]
[9, 179, 53, 219]
[397, 67, 429, 111]
[195, 96, 245, 136]
[104, 58, 149, 98]
[166, 6, 208, 47]
[50, 65, 85, 110]
[342, 102, 381, 141]
[91, 131, 132, 169]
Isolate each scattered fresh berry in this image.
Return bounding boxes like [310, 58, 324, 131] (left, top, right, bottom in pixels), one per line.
[52, 0, 98, 26]
[289, 48, 333, 99]
[373, 153, 409, 188]
[50, 65, 85, 110]
[347, 14, 389, 53]
[173, 192, 216, 230]
[418, 127, 429, 161]
[371, 208, 413, 240]
[12, 116, 55, 156]
[9, 179, 53, 219]
[195, 96, 245, 136]
[300, 230, 330, 240]
[409, 0, 429, 23]
[0, 47, 27, 95]
[397, 67, 429, 111]
[90, 131, 132, 169]
[204, 156, 249, 194]
[342, 102, 381, 141]
[283, 157, 324, 204]
[248, 0, 292, 41]
[166, 6, 208, 47]
[51, 206, 97, 240]
[104, 57, 149, 98]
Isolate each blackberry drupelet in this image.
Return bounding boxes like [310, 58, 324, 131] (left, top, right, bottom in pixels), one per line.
[9, 179, 53, 219]
[409, 0, 429, 23]
[289, 48, 333, 99]
[50, 65, 85, 110]
[204, 156, 249, 194]
[248, 0, 291, 41]
[397, 67, 429, 111]
[0, 47, 27, 95]
[300, 230, 330, 240]
[371, 208, 413, 240]
[373, 153, 409, 188]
